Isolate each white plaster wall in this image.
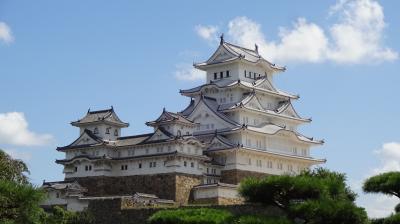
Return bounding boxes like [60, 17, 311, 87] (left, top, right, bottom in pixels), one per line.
[64, 154, 206, 178]
[238, 63, 268, 82]
[193, 186, 239, 199]
[225, 151, 311, 175]
[206, 63, 239, 83]
[66, 198, 88, 212]
[79, 124, 121, 141]
[41, 190, 67, 206]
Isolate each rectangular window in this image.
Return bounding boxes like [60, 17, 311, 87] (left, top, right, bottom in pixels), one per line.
[214, 72, 217, 79]
[74, 167, 78, 172]
[138, 163, 142, 169]
[244, 70, 247, 77]
[85, 165, 92, 171]
[226, 70, 230, 77]
[191, 162, 194, 167]
[220, 71, 223, 78]
[184, 161, 187, 167]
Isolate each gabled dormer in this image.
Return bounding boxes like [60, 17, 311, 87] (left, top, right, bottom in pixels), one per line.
[71, 107, 129, 141]
[145, 108, 199, 136]
[194, 34, 285, 84]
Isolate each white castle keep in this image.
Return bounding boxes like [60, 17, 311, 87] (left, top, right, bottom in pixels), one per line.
[42, 36, 325, 210]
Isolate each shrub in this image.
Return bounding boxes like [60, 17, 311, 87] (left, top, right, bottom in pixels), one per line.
[42, 206, 94, 224]
[383, 213, 400, 224]
[237, 215, 293, 224]
[148, 208, 234, 224]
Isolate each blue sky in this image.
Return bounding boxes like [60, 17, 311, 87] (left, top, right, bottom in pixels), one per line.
[0, 0, 399, 218]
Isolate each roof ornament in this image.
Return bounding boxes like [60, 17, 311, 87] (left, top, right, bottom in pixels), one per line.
[163, 107, 166, 112]
[87, 108, 90, 113]
[220, 33, 224, 45]
[255, 44, 258, 53]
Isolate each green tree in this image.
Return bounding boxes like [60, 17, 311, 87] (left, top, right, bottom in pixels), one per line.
[148, 208, 234, 224]
[239, 168, 368, 224]
[0, 180, 46, 224]
[0, 150, 94, 224]
[363, 172, 400, 200]
[41, 206, 94, 224]
[363, 172, 400, 222]
[0, 149, 29, 184]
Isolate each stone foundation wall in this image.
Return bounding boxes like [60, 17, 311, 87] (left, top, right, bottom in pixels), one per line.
[175, 174, 202, 204]
[66, 173, 202, 204]
[221, 169, 269, 184]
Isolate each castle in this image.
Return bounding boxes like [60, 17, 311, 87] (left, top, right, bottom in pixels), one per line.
[42, 36, 325, 211]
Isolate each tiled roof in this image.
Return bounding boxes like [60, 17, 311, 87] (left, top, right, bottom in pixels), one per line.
[180, 78, 298, 99]
[71, 107, 129, 127]
[194, 40, 285, 71]
[146, 109, 196, 127]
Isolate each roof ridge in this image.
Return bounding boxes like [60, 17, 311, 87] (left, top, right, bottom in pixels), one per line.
[88, 108, 113, 114]
[224, 41, 259, 56]
[117, 133, 153, 140]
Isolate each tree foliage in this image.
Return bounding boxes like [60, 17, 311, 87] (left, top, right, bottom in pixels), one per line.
[239, 168, 368, 224]
[363, 172, 400, 199]
[148, 208, 234, 224]
[0, 149, 93, 224]
[41, 206, 94, 224]
[237, 215, 292, 224]
[0, 180, 46, 224]
[0, 149, 29, 184]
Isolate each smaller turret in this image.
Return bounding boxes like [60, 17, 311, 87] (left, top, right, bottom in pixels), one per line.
[70, 107, 129, 141]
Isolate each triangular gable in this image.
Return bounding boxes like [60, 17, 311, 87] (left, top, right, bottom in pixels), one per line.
[206, 44, 238, 64]
[188, 98, 239, 129]
[242, 93, 264, 111]
[254, 78, 276, 92]
[70, 130, 102, 147]
[277, 102, 302, 119]
[155, 111, 174, 122]
[144, 128, 173, 142]
[208, 135, 235, 150]
[181, 136, 206, 147]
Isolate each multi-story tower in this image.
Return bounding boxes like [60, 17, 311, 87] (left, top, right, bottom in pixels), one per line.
[50, 37, 325, 207]
[181, 36, 325, 183]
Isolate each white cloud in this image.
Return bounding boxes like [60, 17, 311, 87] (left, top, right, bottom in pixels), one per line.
[174, 63, 206, 81]
[195, 25, 219, 43]
[327, 0, 398, 63]
[0, 112, 53, 146]
[228, 17, 329, 63]
[355, 142, 400, 218]
[198, 0, 397, 64]
[372, 142, 400, 174]
[4, 149, 32, 162]
[0, 22, 14, 44]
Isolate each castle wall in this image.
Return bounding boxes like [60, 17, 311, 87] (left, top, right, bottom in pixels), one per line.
[66, 172, 202, 204]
